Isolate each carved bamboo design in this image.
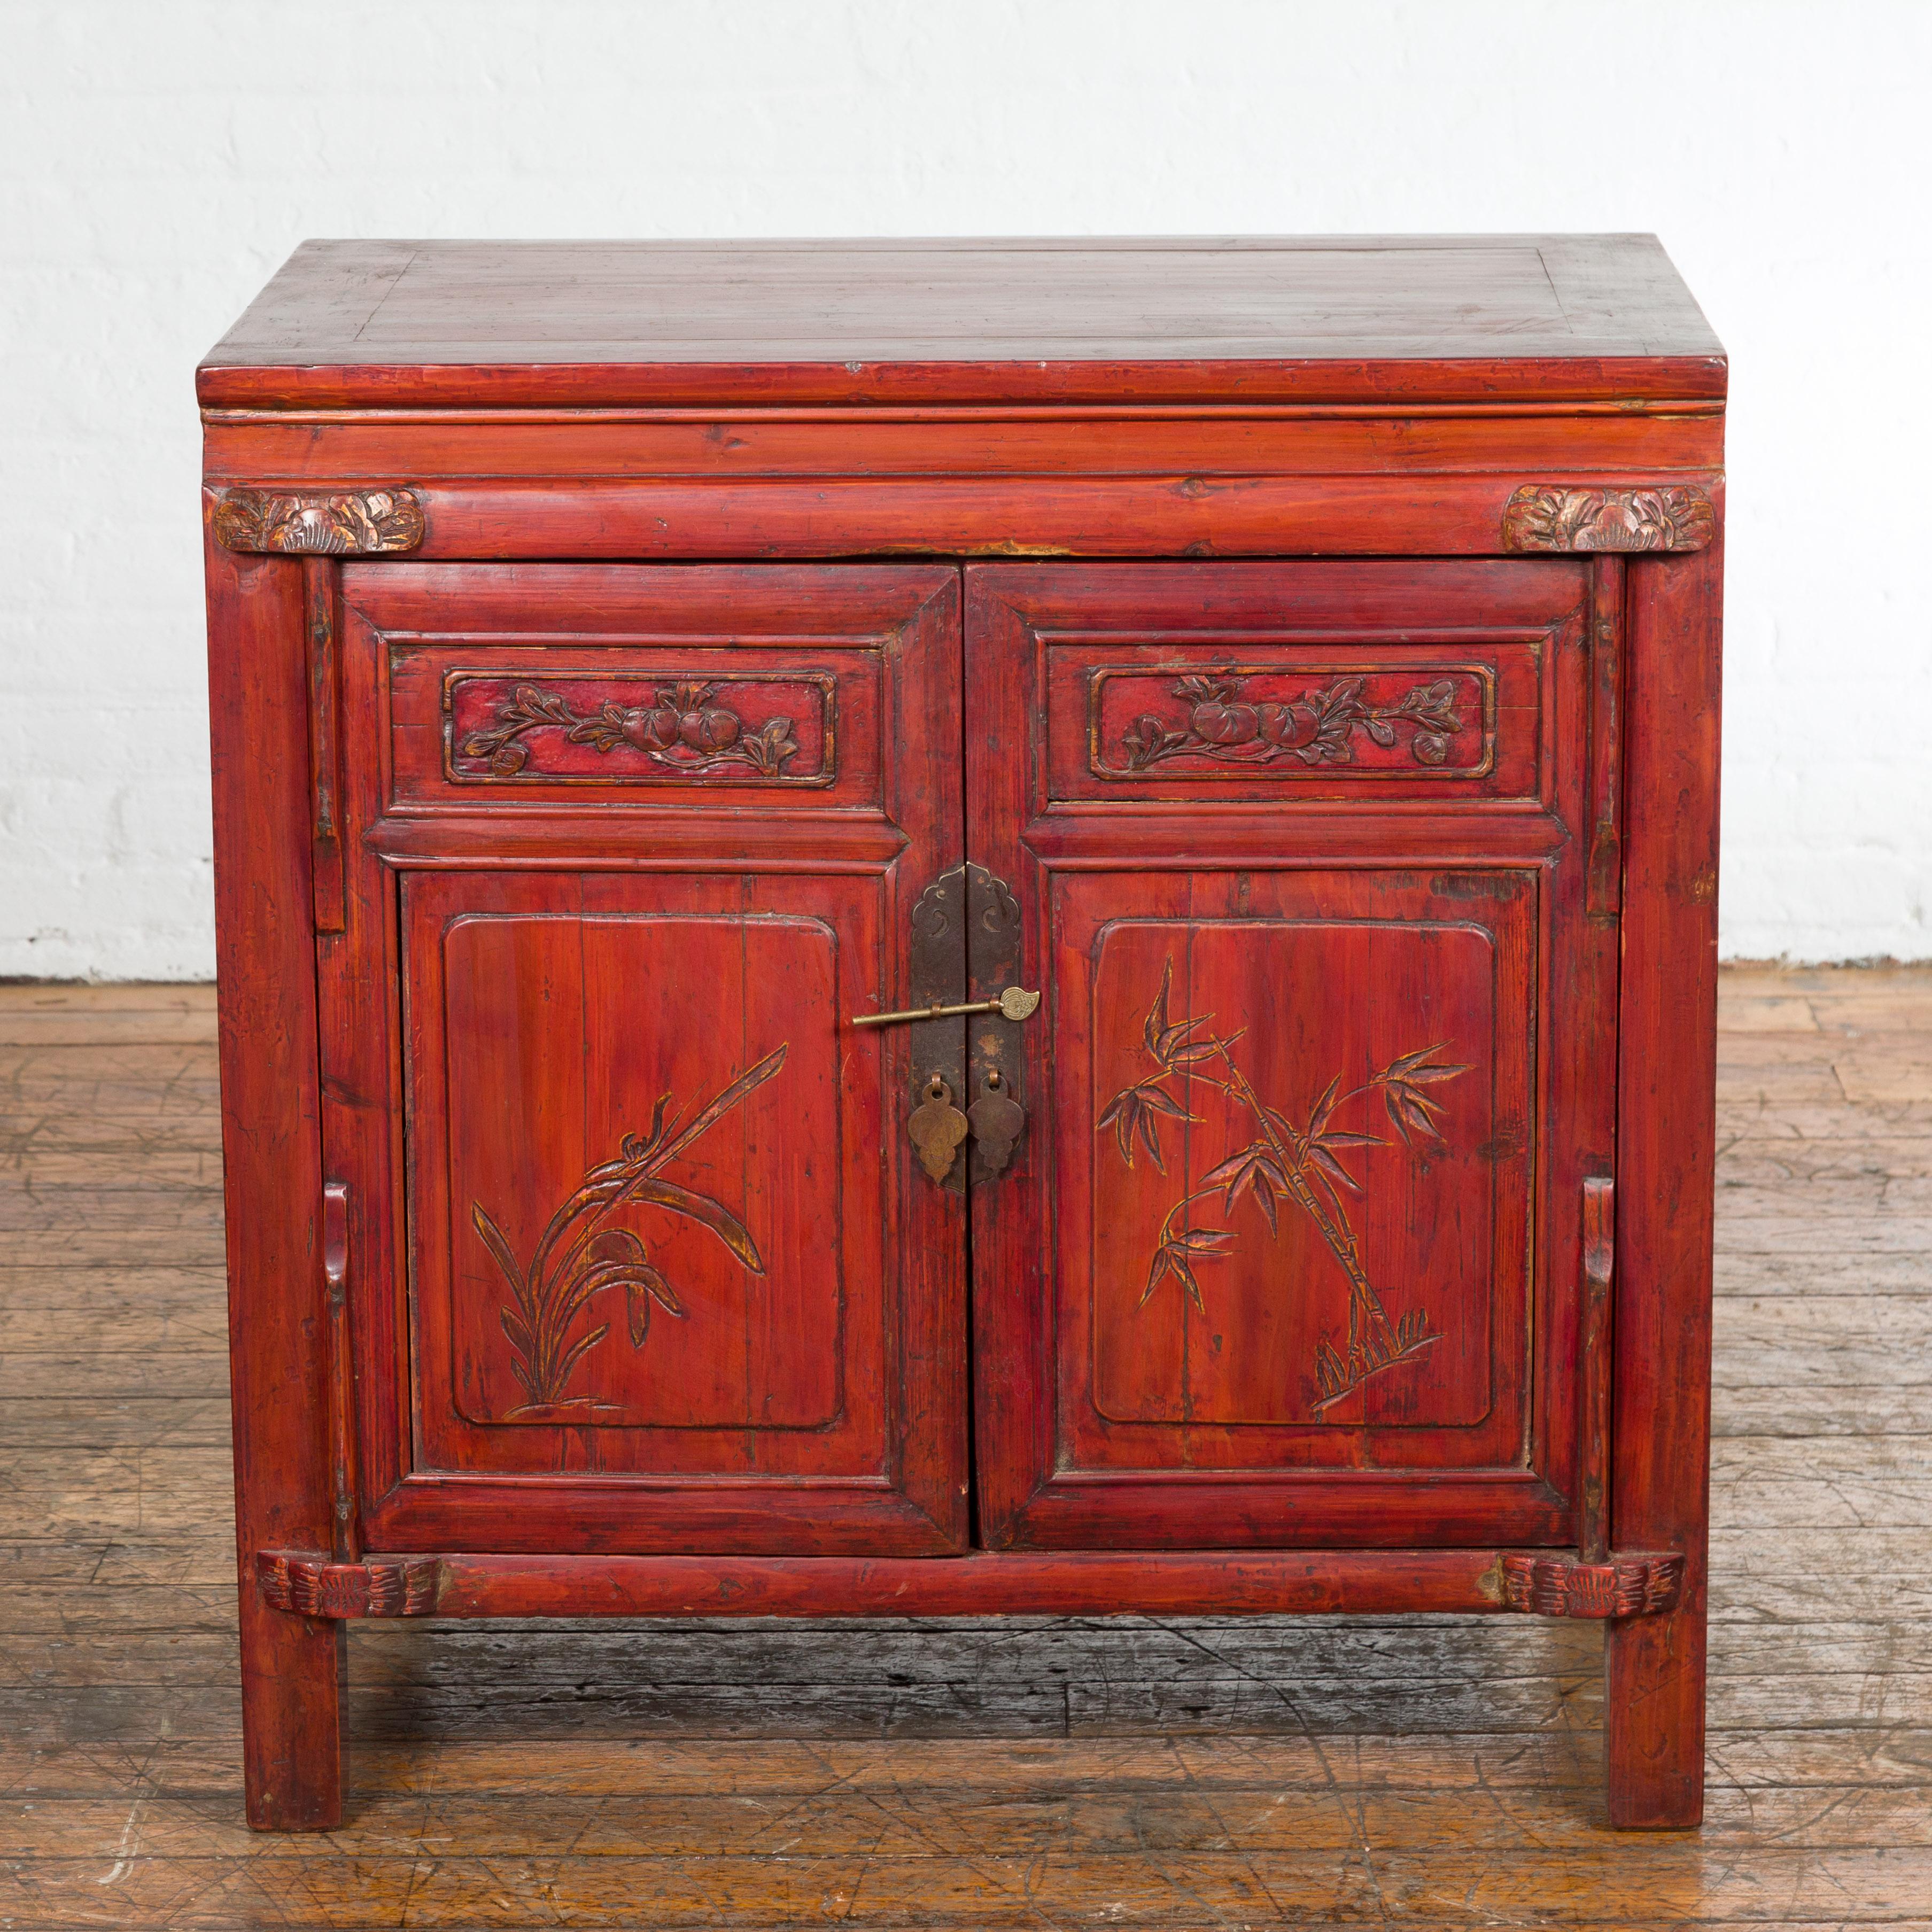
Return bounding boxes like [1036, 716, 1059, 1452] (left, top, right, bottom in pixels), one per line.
[1098, 959, 1468, 1411]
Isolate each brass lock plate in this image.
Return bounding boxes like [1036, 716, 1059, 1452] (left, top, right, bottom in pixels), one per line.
[909, 1074, 969, 1182]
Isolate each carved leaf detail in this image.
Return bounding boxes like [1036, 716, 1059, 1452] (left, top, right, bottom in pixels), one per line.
[471, 1045, 786, 1414]
[1098, 959, 1469, 1416]
[1105, 669, 1475, 776]
[1096, 1080, 1198, 1174]
[1501, 485, 1714, 553]
[212, 488, 425, 555]
[452, 679, 820, 782]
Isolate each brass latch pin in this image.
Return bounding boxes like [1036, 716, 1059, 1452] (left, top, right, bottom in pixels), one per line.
[851, 987, 1041, 1029]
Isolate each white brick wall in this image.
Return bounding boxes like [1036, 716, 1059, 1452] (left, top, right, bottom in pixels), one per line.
[3, 0, 1928, 975]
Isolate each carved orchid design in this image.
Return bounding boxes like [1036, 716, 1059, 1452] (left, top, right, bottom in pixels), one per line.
[472, 1045, 787, 1414]
[1118, 673, 1465, 773]
[459, 681, 802, 778]
[1098, 959, 1468, 1412]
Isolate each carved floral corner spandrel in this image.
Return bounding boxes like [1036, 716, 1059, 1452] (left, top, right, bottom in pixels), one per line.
[257, 1552, 440, 1618]
[1499, 1551, 1684, 1619]
[212, 487, 425, 554]
[1501, 484, 1713, 553]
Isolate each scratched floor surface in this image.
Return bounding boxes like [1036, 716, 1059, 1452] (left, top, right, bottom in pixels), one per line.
[1, 969, 1929, 1929]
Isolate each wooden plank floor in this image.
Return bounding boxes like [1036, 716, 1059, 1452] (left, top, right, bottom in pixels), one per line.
[2, 968, 1929, 1929]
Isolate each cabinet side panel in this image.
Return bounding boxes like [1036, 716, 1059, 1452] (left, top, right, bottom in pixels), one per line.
[1608, 529, 1722, 1827]
[204, 524, 341, 1827]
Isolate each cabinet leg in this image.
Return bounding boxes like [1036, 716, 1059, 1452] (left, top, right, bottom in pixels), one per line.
[239, 1595, 344, 1830]
[1604, 1595, 1706, 1827]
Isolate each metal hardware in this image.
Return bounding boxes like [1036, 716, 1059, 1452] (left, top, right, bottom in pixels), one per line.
[322, 1181, 360, 1560]
[907, 1074, 970, 1182]
[852, 986, 1039, 1029]
[957, 864, 1028, 1177]
[1578, 1175, 1616, 1564]
[967, 1068, 1027, 1174]
[898, 863, 1030, 1192]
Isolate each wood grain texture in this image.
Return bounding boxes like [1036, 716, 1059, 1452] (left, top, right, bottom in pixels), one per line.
[185, 237, 1731, 1855]
[0, 986, 1923, 1903]
[300, 560, 345, 934]
[197, 236, 1726, 408]
[200, 406, 1727, 486]
[216, 471, 1727, 564]
[200, 542, 343, 1834]
[1607, 533, 1725, 1827]
[3, 970, 1925, 1922]
[962, 562, 1603, 1556]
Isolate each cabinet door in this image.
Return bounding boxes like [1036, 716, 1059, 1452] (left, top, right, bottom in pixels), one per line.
[965, 561, 1607, 1549]
[325, 564, 967, 1555]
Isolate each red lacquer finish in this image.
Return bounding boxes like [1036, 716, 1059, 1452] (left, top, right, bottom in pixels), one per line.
[329, 563, 966, 1557]
[963, 562, 1605, 1556]
[197, 236, 1725, 410]
[1607, 530, 1724, 1827]
[204, 536, 344, 1830]
[201, 237, 1721, 1830]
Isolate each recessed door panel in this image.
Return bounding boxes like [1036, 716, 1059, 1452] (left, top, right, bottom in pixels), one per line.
[411, 881, 851, 1449]
[1084, 900, 1512, 1437]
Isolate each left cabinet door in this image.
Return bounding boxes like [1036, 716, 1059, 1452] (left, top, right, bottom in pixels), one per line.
[324, 564, 966, 1555]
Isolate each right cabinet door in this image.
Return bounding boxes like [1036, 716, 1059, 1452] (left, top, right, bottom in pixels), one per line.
[966, 561, 1609, 1550]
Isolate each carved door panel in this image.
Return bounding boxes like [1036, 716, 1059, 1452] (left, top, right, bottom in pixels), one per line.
[965, 561, 1608, 1549]
[322, 564, 967, 1555]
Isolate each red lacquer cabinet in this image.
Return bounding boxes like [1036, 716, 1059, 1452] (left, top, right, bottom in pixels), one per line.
[200, 238, 1724, 1830]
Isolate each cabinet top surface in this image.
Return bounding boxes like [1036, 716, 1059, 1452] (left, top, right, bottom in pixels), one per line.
[199, 235, 1725, 410]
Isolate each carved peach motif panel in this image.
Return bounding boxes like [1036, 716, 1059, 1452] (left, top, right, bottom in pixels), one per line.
[1090, 919, 1498, 1429]
[433, 908, 843, 1434]
[1089, 664, 1495, 779]
[445, 671, 834, 784]
[1042, 640, 1545, 806]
